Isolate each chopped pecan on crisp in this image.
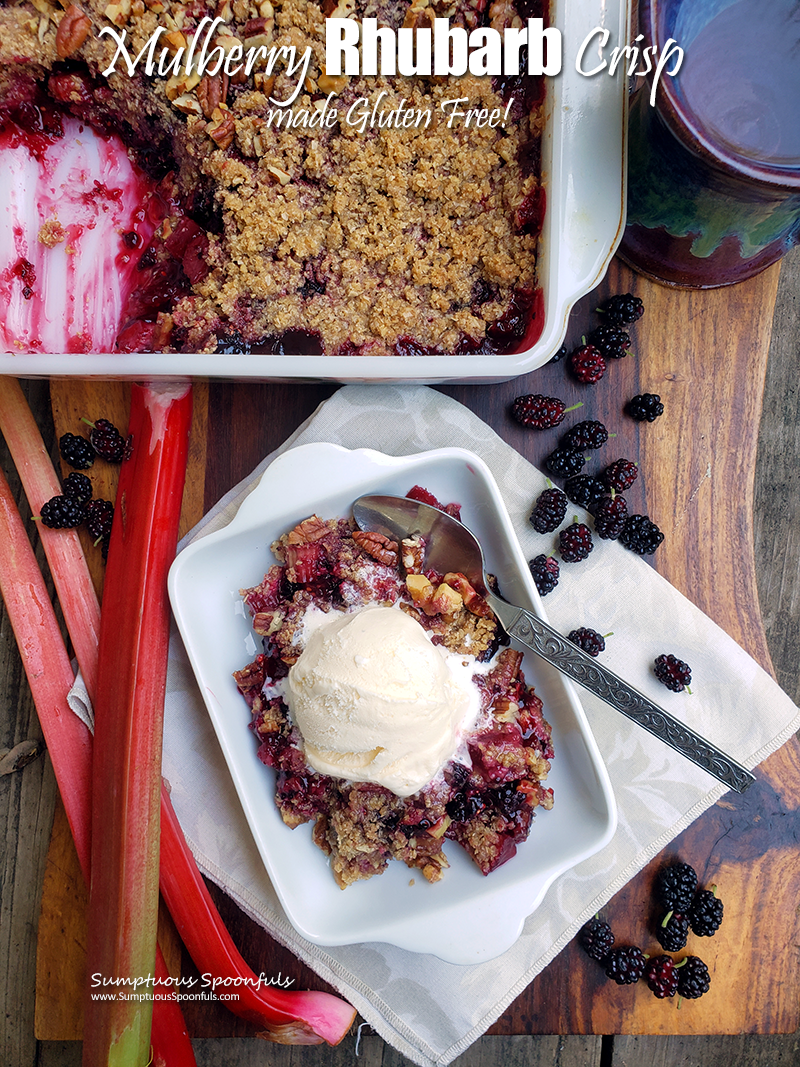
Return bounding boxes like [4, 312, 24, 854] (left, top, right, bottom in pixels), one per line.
[55, 3, 91, 57]
[286, 515, 330, 545]
[352, 529, 399, 567]
[197, 73, 228, 119]
[401, 537, 424, 574]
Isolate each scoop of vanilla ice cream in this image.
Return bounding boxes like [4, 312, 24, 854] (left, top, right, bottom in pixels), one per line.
[285, 605, 477, 797]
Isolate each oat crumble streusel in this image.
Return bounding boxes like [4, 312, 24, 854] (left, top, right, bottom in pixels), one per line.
[0, 0, 547, 355]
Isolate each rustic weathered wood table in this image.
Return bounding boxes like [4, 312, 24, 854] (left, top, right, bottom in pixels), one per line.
[3, 251, 800, 1065]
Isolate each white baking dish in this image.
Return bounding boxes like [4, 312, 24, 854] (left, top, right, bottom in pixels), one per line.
[0, 0, 628, 383]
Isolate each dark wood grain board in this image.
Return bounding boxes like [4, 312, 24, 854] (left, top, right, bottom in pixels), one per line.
[33, 257, 800, 1040]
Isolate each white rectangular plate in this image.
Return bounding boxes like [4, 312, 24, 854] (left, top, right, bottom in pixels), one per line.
[168, 443, 617, 963]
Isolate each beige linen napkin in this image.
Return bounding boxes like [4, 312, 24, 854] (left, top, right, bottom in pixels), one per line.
[161, 384, 800, 1066]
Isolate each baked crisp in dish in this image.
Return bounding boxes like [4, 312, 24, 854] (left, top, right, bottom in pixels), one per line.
[0, 0, 546, 355]
[234, 492, 553, 889]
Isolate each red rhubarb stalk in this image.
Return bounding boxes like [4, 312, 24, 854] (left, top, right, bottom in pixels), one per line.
[83, 381, 193, 1067]
[159, 786, 356, 1044]
[0, 461, 197, 1066]
[0, 377, 100, 696]
[3, 379, 356, 1047]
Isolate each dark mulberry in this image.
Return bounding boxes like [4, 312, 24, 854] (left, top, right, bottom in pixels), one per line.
[84, 417, 126, 462]
[620, 515, 664, 555]
[62, 471, 93, 506]
[578, 916, 615, 962]
[676, 956, 711, 999]
[39, 495, 85, 530]
[655, 861, 698, 913]
[588, 323, 631, 359]
[656, 910, 690, 952]
[564, 475, 606, 513]
[511, 393, 581, 430]
[689, 888, 723, 937]
[530, 486, 568, 533]
[645, 955, 679, 999]
[654, 654, 692, 693]
[599, 292, 644, 326]
[602, 458, 639, 492]
[59, 432, 94, 470]
[593, 493, 628, 540]
[529, 554, 559, 597]
[604, 946, 647, 985]
[562, 419, 610, 451]
[545, 447, 586, 480]
[568, 627, 606, 657]
[559, 520, 594, 563]
[569, 343, 606, 384]
[626, 393, 664, 422]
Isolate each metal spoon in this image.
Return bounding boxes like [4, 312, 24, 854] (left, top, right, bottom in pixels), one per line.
[352, 494, 755, 794]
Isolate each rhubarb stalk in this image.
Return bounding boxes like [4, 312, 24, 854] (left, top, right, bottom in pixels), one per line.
[83, 381, 193, 1067]
[2, 379, 356, 1048]
[0, 460, 197, 1066]
[0, 376, 100, 696]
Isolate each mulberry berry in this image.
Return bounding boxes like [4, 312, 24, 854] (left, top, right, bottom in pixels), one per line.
[689, 888, 723, 937]
[545, 447, 586, 480]
[676, 956, 711, 999]
[59, 432, 94, 470]
[529, 554, 559, 597]
[562, 419, 610, 451]
[645, 955, 679, 999]
[599, 292, 644, 326]
[62, 471, 93, 506]
[39, 495, 85, 530]
[602, 458, 639, 492]
[549, 343, 568, 363]
[654, 654, 692, 693]
[604, 946, 647, 985]
[511, 393, 581, 429]
[626, 393, 664, 422]
[559, 519, 594, 563]
[86, 499, 114, 542]
[578, 916, 615, 962]
[656, 910, 689, 952]
[655, 861, 698, 913]
[589, 323, 631, 359]
[570, 343, 606, 384]
[564, 475, 606, 512]
[568, 627, 606, 657]
[593, 493, 628, 540]
[620, 515, 664, 555]
[530, 486, 568, 533]
[84, 417, 126, 462]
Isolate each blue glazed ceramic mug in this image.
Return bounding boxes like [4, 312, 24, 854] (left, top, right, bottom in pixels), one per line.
[618, 0, 800, 288]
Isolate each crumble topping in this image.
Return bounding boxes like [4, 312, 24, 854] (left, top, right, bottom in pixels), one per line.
[0, 0, 546, 355]
[234, 509, 554, 889]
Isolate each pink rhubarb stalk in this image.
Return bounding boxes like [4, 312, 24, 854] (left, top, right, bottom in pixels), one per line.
[0, 377, 100, 696]
[2, 379, 356, 1048]
[83, 382, 193, 1067]
[0, 461, 196, 1066]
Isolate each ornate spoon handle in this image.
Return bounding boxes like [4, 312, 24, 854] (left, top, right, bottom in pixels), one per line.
[487, 594, 755, 794]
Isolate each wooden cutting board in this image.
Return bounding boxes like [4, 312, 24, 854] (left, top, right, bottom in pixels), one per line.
[34, 258, 800, 1039]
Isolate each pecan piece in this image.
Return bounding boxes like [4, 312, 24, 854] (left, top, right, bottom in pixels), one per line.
[55, 3, 91, 58]
[352, 529, 399, 567]
[401, 537, 424, 574]
[197, 72, 228, 118]
[286, 514, 330, 545]
[206, 105, 235, 149]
